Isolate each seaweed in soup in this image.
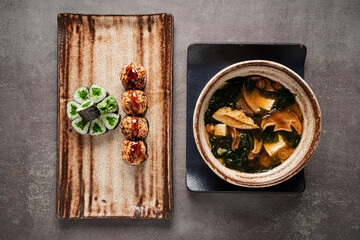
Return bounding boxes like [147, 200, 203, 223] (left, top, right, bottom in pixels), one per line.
[273, 87, 296, 109]
[209, 133, 255, 173]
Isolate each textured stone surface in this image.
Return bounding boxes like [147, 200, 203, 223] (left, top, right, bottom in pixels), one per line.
[0, 0, 359, 239]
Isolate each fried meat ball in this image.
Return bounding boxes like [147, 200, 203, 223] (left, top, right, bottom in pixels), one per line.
[120, 62, 147, 90]
[121, 116, 148, 140]
[121, 90, 147, 116]
[122, 140, 147, 165]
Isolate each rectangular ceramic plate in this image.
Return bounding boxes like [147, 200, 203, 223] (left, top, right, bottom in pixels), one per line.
[57, 13, 173, 219]
[186, 43, 306, 193]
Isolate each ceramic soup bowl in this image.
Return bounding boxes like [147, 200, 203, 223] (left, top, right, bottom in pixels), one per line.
[193, 60, 321, 187]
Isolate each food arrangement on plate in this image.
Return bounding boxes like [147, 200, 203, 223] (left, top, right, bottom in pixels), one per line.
[120, 62, 149, 165]
[66, 85, 120, 135]
[204, 76, 303, 173]
[66, 62, 149, 165]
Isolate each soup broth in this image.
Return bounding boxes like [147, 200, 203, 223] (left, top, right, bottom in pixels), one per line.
[204, 76, 303, 173]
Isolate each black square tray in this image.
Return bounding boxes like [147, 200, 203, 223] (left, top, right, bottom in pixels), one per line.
[186, 43, 307, 193]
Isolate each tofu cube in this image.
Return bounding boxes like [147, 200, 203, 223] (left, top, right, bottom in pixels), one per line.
[257, 97, 275, 111]
[214, 124, 228, 136]
[263, 134, 286, 157]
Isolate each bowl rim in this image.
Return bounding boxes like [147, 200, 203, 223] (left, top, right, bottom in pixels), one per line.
[193, 60, 321, 188]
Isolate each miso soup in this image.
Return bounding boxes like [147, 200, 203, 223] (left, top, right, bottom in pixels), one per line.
[204, 76, 303, 173]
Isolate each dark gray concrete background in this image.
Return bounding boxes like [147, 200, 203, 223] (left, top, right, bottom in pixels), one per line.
[1, 0, 359, 239]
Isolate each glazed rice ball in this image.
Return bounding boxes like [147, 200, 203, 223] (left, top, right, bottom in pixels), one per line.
[121, 116, 148, 140]
[122, 140, 147, 165]
[120, 62, 147, 90]
[121, 90, 147, 116]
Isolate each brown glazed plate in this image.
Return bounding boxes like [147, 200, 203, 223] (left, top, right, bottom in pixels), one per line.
[193, 60, 321, 188]
[57, 13, 173, 219]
